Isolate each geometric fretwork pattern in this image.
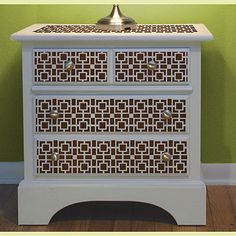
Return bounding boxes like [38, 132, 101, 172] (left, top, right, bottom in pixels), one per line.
[35, 97, 188, 133]
[34, 24, 197, 34]
[115, 50, 189, 83]
[34, 50, 108, 83]
[36, 139, 188, 175]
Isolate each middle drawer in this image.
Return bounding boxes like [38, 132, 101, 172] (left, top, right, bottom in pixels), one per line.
[34, 95, 189, 133]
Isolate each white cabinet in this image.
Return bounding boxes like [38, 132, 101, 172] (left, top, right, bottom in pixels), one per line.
[11, 24, 213, 225]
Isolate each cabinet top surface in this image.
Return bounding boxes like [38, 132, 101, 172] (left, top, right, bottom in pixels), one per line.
[11, 24, 213, 42]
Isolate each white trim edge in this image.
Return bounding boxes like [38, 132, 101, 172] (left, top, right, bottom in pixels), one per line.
[0, 162, 24, 184]
[202, 163, 236, 185]
[0, 162, 236, 185]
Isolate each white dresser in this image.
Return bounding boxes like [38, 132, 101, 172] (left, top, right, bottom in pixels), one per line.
[11, 24, 213, 225]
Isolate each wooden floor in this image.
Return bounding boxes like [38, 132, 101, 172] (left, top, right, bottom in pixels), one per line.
[0, 185, 236, 231]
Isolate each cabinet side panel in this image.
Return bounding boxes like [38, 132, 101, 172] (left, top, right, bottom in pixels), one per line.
[22, 44, 34, 180]
[189, 43, 201, 180]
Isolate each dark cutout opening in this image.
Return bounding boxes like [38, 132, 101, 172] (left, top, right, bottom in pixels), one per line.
[50, 201, 177, 225]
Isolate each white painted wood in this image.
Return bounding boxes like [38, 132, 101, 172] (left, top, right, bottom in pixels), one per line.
[18, 180, 206, 225]
[16, 41, 211, 49]
[202, 164, 236, 185]
[188, 44, 201, 181]
[31, 85, 193, 94]
[22, 44, 34, 181]
[10, 24, 213, 42]
[11, 24, 213, 225]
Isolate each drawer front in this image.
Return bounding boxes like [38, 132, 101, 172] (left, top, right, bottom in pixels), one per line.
[114, 49, 189, 84]
[34, 49, 108, 84]
[34, 95, 188, 133]
[35, 137, 188, 176]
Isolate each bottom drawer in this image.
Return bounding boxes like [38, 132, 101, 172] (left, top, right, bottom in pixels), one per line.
[35, 137, 188, 176]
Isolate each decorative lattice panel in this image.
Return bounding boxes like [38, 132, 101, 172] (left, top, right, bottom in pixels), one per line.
[34, 50, 108, 83]
[34, 24, 197, 34]
[36, 139, 188, 175]
[35, 96, 188, 133]
[115, 50, 189, 83]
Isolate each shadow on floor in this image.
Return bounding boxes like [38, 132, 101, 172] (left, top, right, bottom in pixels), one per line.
[51, 200, 176, 224]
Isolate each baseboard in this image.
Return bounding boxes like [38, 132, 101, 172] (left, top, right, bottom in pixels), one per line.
[202, 163, 236, 185]
[0, 162, 24, 184]
[0, 162, 236, 185]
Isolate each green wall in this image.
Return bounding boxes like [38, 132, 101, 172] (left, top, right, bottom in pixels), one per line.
[0, 5, 236, 162]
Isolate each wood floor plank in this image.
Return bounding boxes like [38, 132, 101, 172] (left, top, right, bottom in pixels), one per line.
[228, 186, 236, 210]
[153, 209, 174, 231]
[172, 226, 197, 231]
[85, 202, 115, 231]
[130, 202, 175, 231]
[196, 188, 215, 231]
[227, 186, 236, 226]
[130, 202, 156, 231]
[20, 225, 49, 231]
[45, 202, 88, 231]
[0, 185, 16, 208]
[87, 219, 115, 231]
[113, 219, 132, 231]
[65, 202, 93, 231]
[131, 220, 155, 231]
[208, 186, 236, 231]
[154, 222, 173, 231]
[47, 221, 74, 231]
[0, 185, 19, 231]
[112, 202, 132, 231]
[69, 220, 91, 231]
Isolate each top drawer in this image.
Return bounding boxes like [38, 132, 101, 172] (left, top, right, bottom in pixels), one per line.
[33, 48, 189, 85]
[114, 49, 189, 84]
[34, 49, 108, 84]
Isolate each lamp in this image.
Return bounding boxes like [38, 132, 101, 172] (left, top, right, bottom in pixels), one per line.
[96, 4, 137, 32]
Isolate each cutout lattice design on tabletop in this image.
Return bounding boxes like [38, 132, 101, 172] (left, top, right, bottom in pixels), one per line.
[35, 97, 188, 133]
[36, 139, 188, 175]
[34, 50, 108, 83]
[33, 24, 197, 34]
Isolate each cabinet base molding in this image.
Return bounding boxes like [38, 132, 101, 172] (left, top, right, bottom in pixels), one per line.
[18, 180, 206, 225]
